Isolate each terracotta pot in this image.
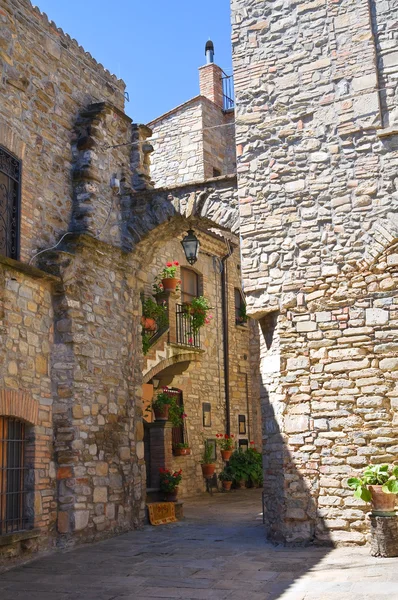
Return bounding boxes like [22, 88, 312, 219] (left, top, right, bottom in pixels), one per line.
[369, 485, 397, 513]
[164, 487, 179, 502]
[201, 463, 216, 478]
[161, 277, 179, 292]
[222, 481, 232, 491]
[153, 404, 170, 421]
[141, 317, 156, 331]
[237, 479, 247, 489]
[221, 450, 232, 461]
[174, 448, 191, 456]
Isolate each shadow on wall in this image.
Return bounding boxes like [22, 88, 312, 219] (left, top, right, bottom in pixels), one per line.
[258, 312, 332, 546]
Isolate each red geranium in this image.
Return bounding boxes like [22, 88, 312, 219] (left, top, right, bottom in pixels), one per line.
[216, 433, 235, 451]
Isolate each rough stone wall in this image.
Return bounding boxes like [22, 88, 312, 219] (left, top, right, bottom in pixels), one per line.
[147, 100, 205, 188]
[141, 232, 260, 497]
[0, 0, 126, 262]
[231, 0, 398, 543]
[202, 100, 236, 179]
[0, 256, 56, 562]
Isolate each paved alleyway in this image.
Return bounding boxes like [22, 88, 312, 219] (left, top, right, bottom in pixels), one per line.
[0, 489, 397, 600]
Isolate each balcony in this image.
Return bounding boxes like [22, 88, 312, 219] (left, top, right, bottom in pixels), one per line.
[175, 303, 201, 349]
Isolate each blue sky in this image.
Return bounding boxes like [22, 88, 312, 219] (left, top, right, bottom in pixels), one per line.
[34, 1, 232, 124]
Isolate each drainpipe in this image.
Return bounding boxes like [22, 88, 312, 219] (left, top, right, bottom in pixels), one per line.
[221, 241, 233, 435]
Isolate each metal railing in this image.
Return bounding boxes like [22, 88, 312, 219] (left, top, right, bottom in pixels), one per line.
[222, 73, 234, 111]
[175, 304, 201, 348]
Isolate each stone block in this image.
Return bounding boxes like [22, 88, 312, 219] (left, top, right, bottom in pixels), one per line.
[74, 510, 90, 531]
[297, 321, 317, 332]
[286, 356, 310, 370]
[285, 415, 310, 433]
[366, 308, 389, 326]
[324, 358, 370, 373]
[379, 358, 398, 371]
[93, 487, 108, 503]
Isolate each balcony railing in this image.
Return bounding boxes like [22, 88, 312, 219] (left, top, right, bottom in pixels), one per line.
[175, 304, 201, 348]
[222, 73, 234, 111]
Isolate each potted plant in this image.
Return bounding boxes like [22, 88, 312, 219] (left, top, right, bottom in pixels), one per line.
[168, 399, 187, 428]
[200, 440, 216, 478]
[219, 466, 234, 491]
[236, 303, 248, 325]
[159, 261, 180, 293]
[216, 433, 235, 461]
[348, 464, 398, 514]
[246, 444, 263, 488]
[141, 296, 168, 331]
[174, 442, 191, 457]
[159, 467, 182, 502]
[229, 449, 250, 489]
[151, 390, 172, 421]
[183, 296, 212, 333]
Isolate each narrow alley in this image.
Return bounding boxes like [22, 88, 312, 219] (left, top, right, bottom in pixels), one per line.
[0, 490, 396, 600]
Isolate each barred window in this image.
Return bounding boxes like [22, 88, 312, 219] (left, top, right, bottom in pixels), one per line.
[0, 417, 28, 535]
[0, 145, 21, 260]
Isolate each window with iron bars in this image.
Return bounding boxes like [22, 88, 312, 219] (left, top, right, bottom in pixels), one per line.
[0, 145, 21, 260]
[0, 417, 29, 535]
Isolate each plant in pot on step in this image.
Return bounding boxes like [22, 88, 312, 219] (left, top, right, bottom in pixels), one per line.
[174, 442, 191, 457]
[149, 390, 173, 421]
[200, 439, 216, 478]
[347, 463, 398, 515]
[159, 467, 182, 502]
[158, 261, 181, 293]
[216, 433, 235, 461]
[219, 466, 235, 491]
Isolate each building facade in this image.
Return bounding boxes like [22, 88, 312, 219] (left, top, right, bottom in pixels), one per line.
[232, 0, 398, 544]
[0, 0, 260, 568]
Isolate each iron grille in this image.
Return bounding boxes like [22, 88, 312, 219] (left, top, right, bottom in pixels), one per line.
[166, 389, 185, 449]
[222, 73, 234, 111]
[0, 417, 28, 535]
[175, 304, 201, 348]
[0, 146, 21, 260]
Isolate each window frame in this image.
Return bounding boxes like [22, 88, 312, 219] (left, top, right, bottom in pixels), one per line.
[180, 267, 200, 304]
[0, 145, 22, 261]
[0, 417, 29, 536]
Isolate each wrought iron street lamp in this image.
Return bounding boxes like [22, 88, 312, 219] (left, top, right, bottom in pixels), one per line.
[181, 229, 200, 265]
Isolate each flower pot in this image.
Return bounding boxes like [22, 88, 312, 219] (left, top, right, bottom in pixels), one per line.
[221, 450, 232, 461]
[237, 479, 247, 489]
[201, 463, 216, 478]
[164, 487, 179, 502]
[141, 317, 156, 331]
[222, 481, 232, 491]
[153, 404, 170, 421]
[174, 448, 191, 456]
[369, 485, 397, 514]
[161, 277, 179, 293]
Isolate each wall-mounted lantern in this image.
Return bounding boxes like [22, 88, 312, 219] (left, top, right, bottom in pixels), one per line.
[181, 229, 200, 265]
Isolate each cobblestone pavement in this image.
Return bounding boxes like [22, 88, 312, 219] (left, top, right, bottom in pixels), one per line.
[1, 489, 397, 600]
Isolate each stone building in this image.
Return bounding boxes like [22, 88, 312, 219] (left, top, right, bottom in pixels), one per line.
[0, 0, 260, 567]
[232, 0, 398, 544]
[148, 41, 236, 187]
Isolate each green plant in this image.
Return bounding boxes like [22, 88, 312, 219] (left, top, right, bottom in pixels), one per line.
[348, 464, 398, 502]
[175, 442, 190, 450]
[200, 440, 215, 465]
[246, 446, 263, 486]
[218, 466, 234, 482]
[152, 391, 172, 410]
[159, 468, 182, 492]
[216, 433, 235, 451]
[183, 296, 212, 333]
[142, 297, 168, 328]
[160, 261, 179, 279]
[168, 401, 187, 428]
[237, 303, 247, 324]
[228, 449, 250, 482]
[142, 330, 152, 355]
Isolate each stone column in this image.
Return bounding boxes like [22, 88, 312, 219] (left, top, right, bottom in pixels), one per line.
[147, 422, 173, 488]
[370, 516, 398, 557]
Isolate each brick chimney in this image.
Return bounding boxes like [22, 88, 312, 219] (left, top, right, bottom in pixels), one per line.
[199, 40, 224, 109]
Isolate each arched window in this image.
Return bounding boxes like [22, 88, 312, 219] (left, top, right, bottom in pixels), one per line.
[0, 417, 27, 534]
[180, 267, 199, 304]
[0, 146, 21, 260]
